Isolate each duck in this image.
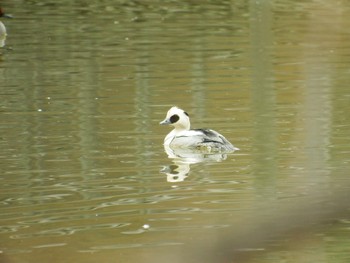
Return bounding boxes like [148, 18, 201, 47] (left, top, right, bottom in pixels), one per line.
[160, 106, 239, 153]
[0, 8, 12, 48]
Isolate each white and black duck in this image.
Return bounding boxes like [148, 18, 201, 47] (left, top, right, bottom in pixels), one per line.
[160, 106, 239, 153]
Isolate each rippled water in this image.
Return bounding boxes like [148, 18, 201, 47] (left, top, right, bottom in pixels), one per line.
[1, 1, 350, 263]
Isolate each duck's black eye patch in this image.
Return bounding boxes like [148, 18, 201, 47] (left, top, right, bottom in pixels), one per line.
[184, 111, 189, 117]
[170, 114, 179, 123]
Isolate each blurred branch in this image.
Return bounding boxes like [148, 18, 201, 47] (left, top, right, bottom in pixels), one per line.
[152, 186, 350, 263]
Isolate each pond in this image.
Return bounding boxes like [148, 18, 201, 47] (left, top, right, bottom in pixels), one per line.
[1, 1, 350, 263]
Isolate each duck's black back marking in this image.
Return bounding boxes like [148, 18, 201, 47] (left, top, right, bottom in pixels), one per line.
[193, 129, 216, 138]
[193, 129, 226, 145]
[170, 114, 179, 123]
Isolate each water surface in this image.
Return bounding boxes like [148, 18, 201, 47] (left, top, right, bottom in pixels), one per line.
[1, 1, 350, 263]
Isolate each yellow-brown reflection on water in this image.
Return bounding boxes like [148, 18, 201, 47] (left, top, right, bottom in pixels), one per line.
[1, 0, 350, 263]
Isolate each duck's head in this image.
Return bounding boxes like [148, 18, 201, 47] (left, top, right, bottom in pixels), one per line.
[160, 106, 191, 131]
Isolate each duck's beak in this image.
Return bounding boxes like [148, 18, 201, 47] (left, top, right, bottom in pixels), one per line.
[159, 118, 171, 125]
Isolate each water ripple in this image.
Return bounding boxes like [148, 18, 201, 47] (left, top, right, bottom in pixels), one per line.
[0, 225, 29, 233]
[90, 241, 183, 250]
[11, 223, 130, 239]
[93, 194, 188, 210]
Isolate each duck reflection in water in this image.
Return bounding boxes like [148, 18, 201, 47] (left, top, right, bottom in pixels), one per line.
[160, 144, 230, 182]
[159, 106, 239, 182]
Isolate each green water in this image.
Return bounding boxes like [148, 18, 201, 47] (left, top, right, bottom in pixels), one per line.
[1, 1, 350, 262]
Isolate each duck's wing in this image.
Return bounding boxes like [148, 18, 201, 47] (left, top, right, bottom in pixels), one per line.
[193, 129, 238, 151]
[193, 129, 228, 144]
